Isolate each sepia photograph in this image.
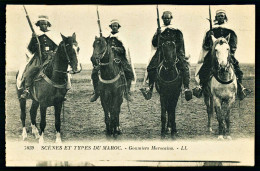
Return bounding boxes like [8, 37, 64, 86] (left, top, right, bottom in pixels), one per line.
[5, 4, 255, 166]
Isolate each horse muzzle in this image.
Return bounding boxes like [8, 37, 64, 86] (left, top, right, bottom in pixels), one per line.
[69, 63, 82, 74]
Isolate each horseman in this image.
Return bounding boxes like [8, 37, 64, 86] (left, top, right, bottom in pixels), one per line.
[19, 15, 66, 99]
[140, 11, 192, 101]
[193, 9, 251, 100]
[90, 19, 135, 102]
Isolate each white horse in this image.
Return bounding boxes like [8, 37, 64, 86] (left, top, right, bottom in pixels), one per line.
[204, 34, 237, 140]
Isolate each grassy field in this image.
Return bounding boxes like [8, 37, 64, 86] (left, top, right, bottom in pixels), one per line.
[5, 64, 255, 142]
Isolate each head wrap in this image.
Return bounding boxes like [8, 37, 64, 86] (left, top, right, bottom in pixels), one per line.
[109, 19, 121, 28]
[216, 9, 226, 16]
[35, 15, 51, 27]
[161, 11, 173, 19]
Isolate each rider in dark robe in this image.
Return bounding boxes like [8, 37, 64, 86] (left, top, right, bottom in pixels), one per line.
[140, 11, 192, 101]
[90, 19, 135, 102]
[193, 9, 251, 100]
[20, 15, 61, 99]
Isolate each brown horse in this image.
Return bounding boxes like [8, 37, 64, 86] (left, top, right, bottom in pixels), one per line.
[203, 35, 237, 140]
[155, 41, 182, 138]
[91, 36, 125, 138]
[16, 33, 81, 143]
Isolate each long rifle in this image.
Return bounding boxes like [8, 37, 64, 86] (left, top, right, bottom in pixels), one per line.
[207, 5, 213, 30]
[96, 6, 102, 37]
[156, 5, 161, 63]
[23, 5, 42, 65]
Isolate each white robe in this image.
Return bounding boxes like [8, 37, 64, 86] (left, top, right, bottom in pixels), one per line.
[108, 32, 136, 82]
[195, 21, 233, 83]
[17, 28, 69, 90]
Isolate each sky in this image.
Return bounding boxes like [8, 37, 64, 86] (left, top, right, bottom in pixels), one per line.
[6, 5, 255, 71]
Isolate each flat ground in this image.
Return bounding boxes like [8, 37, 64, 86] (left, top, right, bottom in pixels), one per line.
[5, 64, 255, 143]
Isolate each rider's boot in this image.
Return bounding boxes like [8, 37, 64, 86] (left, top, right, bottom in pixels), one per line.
[232, 59, 252, 100]
[124, 79, 133, 102]
[140, 70, 155, 100]
[90, 79, 100, 102]
[20, 87, 30, 99]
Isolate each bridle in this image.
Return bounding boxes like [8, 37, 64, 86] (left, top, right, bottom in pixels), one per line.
[157, 41, 180, 84]
[213, 43, 234, 84]
[54, 41, 81, 74]
[95, 39, 122, 84]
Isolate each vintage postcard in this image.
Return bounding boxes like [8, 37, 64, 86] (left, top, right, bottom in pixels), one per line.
[5, 4, 255, 166]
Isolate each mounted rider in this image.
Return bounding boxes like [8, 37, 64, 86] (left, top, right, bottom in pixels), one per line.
[140, 11, 192, 101]
[193, 9, 252, 100]
[19, 15, 67, 99]
[90, 19, 135, 102]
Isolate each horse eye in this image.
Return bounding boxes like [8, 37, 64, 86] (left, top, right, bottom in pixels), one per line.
[77, 47, 80, 52]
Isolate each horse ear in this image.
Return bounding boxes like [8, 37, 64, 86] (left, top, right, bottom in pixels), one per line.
[95, 36, 98, 40]
[211, 35, 217, 43]
[72, 32, 76, 40]
[60, 33, 66, 41]
[225, 34, 231, 43]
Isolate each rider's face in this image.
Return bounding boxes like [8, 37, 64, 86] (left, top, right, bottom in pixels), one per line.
[111, 23, 119, 33]
[216, 13, 226, 24]
[39, 21, 48, 32]
[162, 14, 172, 26]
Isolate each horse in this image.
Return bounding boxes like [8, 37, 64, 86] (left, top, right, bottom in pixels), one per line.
[16, 33, 81, 143]
[91, 36, 125, 138]
[203, 34, 237, 140]
[155, 41, 182, 138]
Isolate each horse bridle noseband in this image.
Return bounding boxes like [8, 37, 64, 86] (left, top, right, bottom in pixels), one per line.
[157, 41, 180, 84]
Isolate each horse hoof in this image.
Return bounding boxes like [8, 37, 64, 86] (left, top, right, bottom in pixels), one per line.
[39, 134, 44, 144]
[208, 127, 213, 133]
[218, 135, 224, 140]
[56, 133, 62, 144]
[22, 128, 27, 141]
[226, 136, 232, 140]
[166, 127, 171, 133]
[32, 126, 40, 139]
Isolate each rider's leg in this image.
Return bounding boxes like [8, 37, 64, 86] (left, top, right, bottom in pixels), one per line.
[178, 59, 192, 101]
[122, 62, 135, 102]
[231, 55, 252, 100]
[140, 68, 156, 100]
[90, 67, 100, 102]
[20, 66, 40, 99]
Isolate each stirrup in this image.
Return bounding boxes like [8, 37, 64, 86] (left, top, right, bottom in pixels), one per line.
[192, 86, 203, 98]
[20, 89, 30, 99]
[184, 88, 192, 101]
[238, 88, 252, 101]
[140, 88, 152, 100]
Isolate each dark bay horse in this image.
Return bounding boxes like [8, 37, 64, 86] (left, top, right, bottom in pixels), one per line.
[155, 41, 182, 138]
[203, 35, 237, 140]
[16, 33, 81, 143]
[92, 36, 125, 137]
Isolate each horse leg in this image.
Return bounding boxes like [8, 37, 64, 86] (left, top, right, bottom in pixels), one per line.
[54, 102, 62, 144]
[115, 98, 123, 135]
[101, 98, 111, 136]
[39, 106, 47, 144]
[30, 100, 40, 139]
[169, 98, 178, 139]
[160, 96, 167, 138]
[214, 98, 224, 140]
[19, 98, 27, 140]
[166, 112, 171, 133]
[204, 94, 213, 133]
[226, 97, 235, 140]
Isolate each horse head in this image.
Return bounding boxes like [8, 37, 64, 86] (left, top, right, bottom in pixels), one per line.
[92, 36, 108, 63]
[60, 33, 82, 74]
[161, 41, 177, 69]
[211, 34, 231, 71]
